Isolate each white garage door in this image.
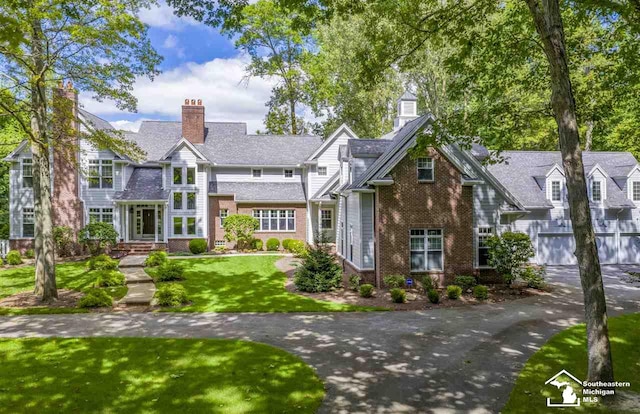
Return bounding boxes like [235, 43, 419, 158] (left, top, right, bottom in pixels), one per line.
[620, 234, 640, 265]
[596, 234, 616, 265]
[538, 234, 577, 265]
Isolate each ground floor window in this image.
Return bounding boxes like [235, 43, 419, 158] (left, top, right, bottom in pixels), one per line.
[214, 240, 226, 247]
[220, 209, 228, 228]
[173, 216, 197, 236]
[89, 208, 113, 224]
[477, 227, 494, 267]
[22, 208, 34, 237]
[252, 209, 295, 231]
[410, 229, 443, 271]
[320, 209, 333, 230]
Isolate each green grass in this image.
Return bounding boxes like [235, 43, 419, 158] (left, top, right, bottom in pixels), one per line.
[0, 337, 324, 413]
[147, 255, 384, 312]
[0, 261, 127, 314]
[504, 313, 640, 413]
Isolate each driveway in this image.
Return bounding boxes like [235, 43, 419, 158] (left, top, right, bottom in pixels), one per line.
[0, 266, 638, 413]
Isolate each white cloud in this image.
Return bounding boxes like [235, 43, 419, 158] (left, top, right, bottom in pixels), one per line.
[109, 119, 144, 132]
[138, 1, 198, 30]
[163, 34, 178, 49]
[80, 55, 277, 134]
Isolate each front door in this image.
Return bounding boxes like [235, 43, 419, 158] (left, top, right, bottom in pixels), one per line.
[142, 209, 155, 235]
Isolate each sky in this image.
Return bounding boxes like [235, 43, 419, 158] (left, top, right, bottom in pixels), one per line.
[80, 1, 277, 134]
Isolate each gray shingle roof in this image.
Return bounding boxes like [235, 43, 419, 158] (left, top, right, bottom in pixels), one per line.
[348, 139, 393, 157]
[208, 181, 307, 202]
[79, 109, 114, 131]
[487, 151, 639, 209]
[114, 167, 170, 201]
[399, 91, 417, 101]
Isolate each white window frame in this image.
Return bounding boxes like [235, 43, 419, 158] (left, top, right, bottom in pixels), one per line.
[186, 167, 196, 185]
[410, 229, 444, 272]
[550, 180, 562, 202]
[320, 209, 333, 230]
[173, 192, 183, 210]
[88, 159, 113, 189]
[477, 227, 494, 268]
[252, 209, 296, 232]
[214, 240, 226, 247]
[22, 208, 34, 238]
[251, 168, 263, 178]
[172, 166, 196, 186]
[283, 168, 294, 179]
[22, 158, 33, 188]
[416, 157, 434, 182]
[590, 180, 603, 203]
[186, 192, 197, 211]
[220, 208, 228, 228]
[317, 166, 327, 176]
[89, 208, 114, 224]
[631, 181, 640, 202]
[172, 167, 183, 185]
[172, 216, 198, 237]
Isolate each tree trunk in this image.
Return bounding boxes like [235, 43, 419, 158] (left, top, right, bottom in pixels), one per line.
[290, 98, 297, 135]
[30, 15, 57, 302]
[525, 0, 613, 382]
[585, 120, 594, 151]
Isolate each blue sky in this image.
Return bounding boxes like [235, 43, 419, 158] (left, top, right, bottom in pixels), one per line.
[81, 1, 276, 133]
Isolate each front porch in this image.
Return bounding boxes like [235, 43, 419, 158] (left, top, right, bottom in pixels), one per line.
[117, 202, 168, 244]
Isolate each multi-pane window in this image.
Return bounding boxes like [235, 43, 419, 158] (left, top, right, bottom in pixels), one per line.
[173, 192, 183, 210]
[173, 167, 183, 185]
[416, 157, 434, 181]
[284, 169, 294, 178]
[186, 192, 196, 210]
[320, 209, 333, 230]
[89, 208, 113, 224]
[22, 159, 33, 188]
[88, 160, 113, 189]
[187, 217, 196, 235]
[252, 168, 262, 178]
[632, 182, 640, 202]
[174, 192, 195, 210]
[410, 229, 443, 271]
[317, 166, 327, 176]
[22, 208, 34, 237]
[551, 181, 562, 202]
[253, 209, 295, 231]
[477, 227, 493, 267]
[220, 209, 228, 228]
[591, 180, 602, 202]
[186, 167, 195, 185]
[173, 217, 183, 235]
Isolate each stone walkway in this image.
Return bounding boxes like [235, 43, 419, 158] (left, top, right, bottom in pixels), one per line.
[118, 255, 155, 306]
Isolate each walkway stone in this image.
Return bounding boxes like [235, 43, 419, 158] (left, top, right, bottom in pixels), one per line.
[121, 267, 153, 284]
[118, 255, 156, 306]
[119, 283, 156, 306]
[119, 255, 147, 268]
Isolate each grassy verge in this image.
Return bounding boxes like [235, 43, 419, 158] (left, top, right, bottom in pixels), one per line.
[0, 337, 324, 413]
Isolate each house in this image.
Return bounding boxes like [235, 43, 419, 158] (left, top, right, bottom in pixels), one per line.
[4, 84, 640, 286]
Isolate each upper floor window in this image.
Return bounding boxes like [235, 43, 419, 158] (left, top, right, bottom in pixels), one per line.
[173, 166, 196, 186]
[22, 159, 33, 188]
[173, 167, 182, 185]
[173, 191, 196, 210]
[632, 182, 640, 202]
[186, 167, 196, 185]
[320, 209, 333, 230]
[591, 180, 602, 202]
[417, 157, 434, 181]
[283, 169, 294, 178]
[551, 181, 562, 202]
[186, 192, 196, 210]
[22, 208, 34, 238]
[89, 208, 113, 224]
[317, 166, 327, 176]
[173, 192, 183, 210]
[88, 160, 113, 189]
[252, 168, 262, 178]
[220, 209, 228, 228]
[410, 229, 443, 271]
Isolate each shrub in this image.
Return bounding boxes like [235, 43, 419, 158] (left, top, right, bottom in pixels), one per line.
[88, 254, 118, 271]
[155, 283, 188, 307]
[359, 284, 374, 298]
[294, 235, 341, 292]
[427, 289, 440, 304]
[145, 250, 168, 267]
[447, 285, 463, 300]
[348, 274, 361, 291]
[390, 288, 406, 303]
[188, 239, 208, 255]
[383, 274, 405, 289]
[79, 222, 118, 255]
[453, 275, 476, 291]
[222, 214, 259, 250]
[251, 238, 263, 251]
[421, 275, 435, 292]
[474, 285, 489, 300]
[487, 232, 535, 285]
[155, 261, 185, 282]
[287, 240, 307, 256]
[517, 265, 547, 289]
[266, 238, 280, 251]
[78, 288, 112, 308]
[94, 270, 125, 287]
[282, 239, 293, 250]
[25, 249, 35, 259]
[5, 250, 22, 265]
[53, 225, 75, 256]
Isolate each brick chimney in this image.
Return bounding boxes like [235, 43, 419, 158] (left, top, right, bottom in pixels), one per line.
[52, 81, 84, 237]
[182, 98, 205, 144]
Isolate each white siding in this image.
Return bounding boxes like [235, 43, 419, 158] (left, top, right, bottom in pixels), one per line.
[308, 131, 351, 197]
[345, 192, 362, 268]
[212, 166, 303, 183]
[361, 193, 375, 268]
[79, 140, 122, 209]
[472, 183, 502, 267]
[166, 147, 207, 238]
[625, 169, 640, 220]
[9, 150, 34, 238]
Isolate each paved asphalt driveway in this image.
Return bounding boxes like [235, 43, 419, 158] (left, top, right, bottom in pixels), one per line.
[0, 266, 638, 413]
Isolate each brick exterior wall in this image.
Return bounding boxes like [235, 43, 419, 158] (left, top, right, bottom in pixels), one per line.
[182, 100, 205, 144]
[167, 238, 199, 252]
[9, 239, 34, 254]
[208, 196, 307, 250]
[375, 147, 474, 286]
[339, 256, 376, 286]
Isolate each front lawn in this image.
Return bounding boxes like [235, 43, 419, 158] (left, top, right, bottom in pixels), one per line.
[0, 337, 324, 413]
[503, 313, 640, 413]
[148, 256, 382, 312]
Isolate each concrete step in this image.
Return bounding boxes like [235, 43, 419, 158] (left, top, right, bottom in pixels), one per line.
[119, 282, 156, 306]
[121, 267, 153, 284]
[119, 255, 147, 268]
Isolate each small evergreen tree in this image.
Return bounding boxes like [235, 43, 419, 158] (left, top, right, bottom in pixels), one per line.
[486, 232, 535, 285]
[294, 232, 341, 292]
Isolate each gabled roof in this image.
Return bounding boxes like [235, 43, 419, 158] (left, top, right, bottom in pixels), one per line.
[311, 170, 340, 200]
[114, 167, 170, 201]
[79, 109, 114, 131]
[398, 91, 417, 101]
[545, 164, 565, 178]
[160, 138, 208, 162]
[587, 163, 609, 178]
[306, 124, 357, 162]
[208, 181, 307, 202]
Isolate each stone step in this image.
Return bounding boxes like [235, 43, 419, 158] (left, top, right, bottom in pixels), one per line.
[119, 255, 147, 268]
[119, 282, 156, 306]
[121, 268, 153, 284]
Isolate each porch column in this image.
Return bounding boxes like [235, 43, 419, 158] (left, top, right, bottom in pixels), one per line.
[164, 203, 169, 243]
[318, 202, 322, 238]
[124, 206, 129, 243]
[154, 204, 158, 243]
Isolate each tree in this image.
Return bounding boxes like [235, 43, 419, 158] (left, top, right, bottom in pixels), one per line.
[222, 214, 259, 250]
[79, 222, 119, 256]
[486, 232, 535, 285]
[0, 0, 160, 302]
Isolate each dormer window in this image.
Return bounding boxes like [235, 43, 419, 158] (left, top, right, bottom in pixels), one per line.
[591, 180, 602, 202]
[551, 181, 562, 202]
[417, 157, 434, 182]
[632, 182, 640, 202]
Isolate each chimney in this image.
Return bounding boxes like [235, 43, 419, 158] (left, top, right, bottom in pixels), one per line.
[182, 98, 205, 144]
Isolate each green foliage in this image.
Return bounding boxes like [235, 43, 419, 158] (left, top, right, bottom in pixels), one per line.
[487, 232, 535, 285]
[383, 274, 405, 289]
[427, 289, 440, 304]
[222, 214, 259, 250]
[473, 285, 489, 300]
[282, 239, 293, 250]
[5, 250, 22, 265]
[88, 254, 118, 271]
[266, 238, 280, 251]
[79, 222, 118, 256]
[252, 238, 264, 251]
[78, 288, 112, 308]
[287, 240, 307, 256]
[53, 226, 75, 257]
[145, 251, 168, 267]
[155, 283, 189, 307]
[359, 284, 374, 298]
[293, 242, 341, 293]
[155, 261, 185, 282]
[453, 276, 477, 291]
[188, 239, 208, 255]
[421, 275, 435, 292]
[446, 285, 462, 300]
[24, 249, 35, 259]
[348, 274, 361, 291]
[517, 265, 547, 289]
[390, 288, 406, 303]
[93, 270, 125, 288]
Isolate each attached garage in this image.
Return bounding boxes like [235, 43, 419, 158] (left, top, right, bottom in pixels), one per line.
[538, 234, 577, 265]
[619, 234, 640, 264]
[595, 234, 617, 264]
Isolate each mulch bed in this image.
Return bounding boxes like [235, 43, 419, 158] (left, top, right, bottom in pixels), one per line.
[0, 289, 84, 309]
